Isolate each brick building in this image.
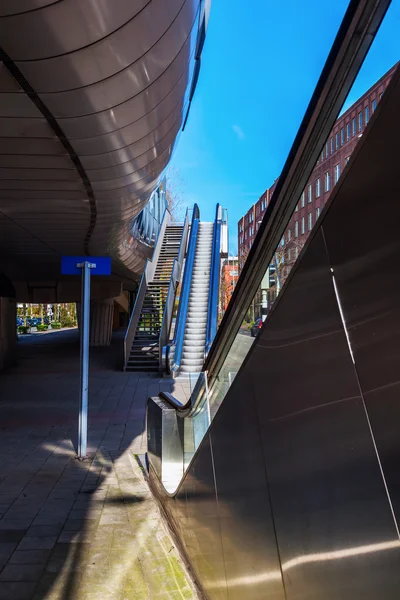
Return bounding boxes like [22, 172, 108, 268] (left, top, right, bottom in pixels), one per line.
[220, 256, 238, 315]
[238, 63, 397, 287]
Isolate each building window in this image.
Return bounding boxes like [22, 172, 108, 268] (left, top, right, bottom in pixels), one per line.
[288, 247, 291, 261]
[301, 217, 305, 235]
[365, 105, 369, 124]
[295, 203, 298, 212]
[341, 128, 345, 145]
[325, 142, 329, 157]
[352, 117, 356, 136]
[330, 137, 334, 154]
[295, 247, 299, 259]
[325, 171, 330, 192]
[308, 184, 312, 203]
[358, 111, 363, 132]
[320, 150, 324, 162]
[295, 221, 299, 237]
[334, 163, 340, 183]
[316, 178, 321, 198]
[308, 212, 313, 231]
[346, 123, 351, 141]
[316, 206, 320, 219]
[287, 229, 291, 242]
[379, 92, 383, 100]
[301, 192, 305, 208]
[372, 99, 377, 112]
[335, 132, 339, 149]
[345, 156, 350, 165]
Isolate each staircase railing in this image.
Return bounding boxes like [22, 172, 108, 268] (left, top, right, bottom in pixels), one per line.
[205, 204, 225, 357]
[159, 208, 191, 370]
[123, 207, 171, 370]
[167, 204, 200, 373]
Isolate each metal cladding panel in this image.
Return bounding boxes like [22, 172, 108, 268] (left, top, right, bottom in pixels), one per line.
[176, 435, 228, 600]
[0, 0, 149, 58]
[210, 375, 285, 600]
[0, 0, 202, 282]
[251, 230, 400, 600]
[322, 68, 400, 524]
[153, 66, 400, 599]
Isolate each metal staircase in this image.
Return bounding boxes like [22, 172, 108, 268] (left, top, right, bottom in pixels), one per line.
[126, 225, 183, 371]
[180, 222, 214, 374]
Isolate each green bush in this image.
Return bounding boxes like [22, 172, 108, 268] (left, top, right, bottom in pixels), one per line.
[51, 321, 61, 329]
[37, 324, 48, 331]
[248, 321, 255, 330]
[60, 317, 76, 328]
[18, 325, 30, 334]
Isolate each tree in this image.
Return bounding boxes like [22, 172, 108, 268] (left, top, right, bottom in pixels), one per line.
[165, 166, 186, 222]
[270, 236, 305, 296]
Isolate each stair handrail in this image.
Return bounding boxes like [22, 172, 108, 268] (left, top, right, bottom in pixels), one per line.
[168, 204, 200, 373]
[159, 208, 191, 369]
[205, 204, 224, 357]
[123, 207, 171, 370]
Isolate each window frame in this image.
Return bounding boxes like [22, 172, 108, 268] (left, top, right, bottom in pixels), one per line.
[334, 163, 340, 183]
[325, 171, 330, 192]
[316, 178, 321, 198]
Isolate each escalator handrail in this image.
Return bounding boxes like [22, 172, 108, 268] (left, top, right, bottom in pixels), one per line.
[205, 204, 222, 356]
[170, 204, 200, 371]
[159, 208, 192, 365]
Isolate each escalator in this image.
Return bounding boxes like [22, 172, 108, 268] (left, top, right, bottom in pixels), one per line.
[124, 203, 226, 374]
[167, 204, 224, 377]
[146, 7, 400, 600]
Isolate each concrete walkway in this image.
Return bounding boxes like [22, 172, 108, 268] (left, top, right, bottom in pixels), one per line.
[0, 330, 195, 600]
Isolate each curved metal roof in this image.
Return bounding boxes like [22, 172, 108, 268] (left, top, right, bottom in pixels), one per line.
[0, 0, 206, 285]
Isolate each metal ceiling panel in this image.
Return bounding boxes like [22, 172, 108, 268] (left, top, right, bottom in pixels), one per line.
[14, 0, 187, 92]
[0, 0, 149, 59]
[0, 0, 204, 284]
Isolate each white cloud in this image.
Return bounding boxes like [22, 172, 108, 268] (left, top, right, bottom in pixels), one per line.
[232, 124, 245, 140]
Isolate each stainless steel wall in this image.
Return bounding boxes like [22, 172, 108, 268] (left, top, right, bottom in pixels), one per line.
[151, 68, 400, 599]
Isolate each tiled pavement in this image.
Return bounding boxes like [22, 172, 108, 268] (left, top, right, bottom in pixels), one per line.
[0, 329, 195, 600]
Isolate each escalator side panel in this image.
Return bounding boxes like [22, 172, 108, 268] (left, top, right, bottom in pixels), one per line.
[322, 72, 400, 529]
[251, 230, 400, 600]
[209, 374, 286, 600]
[153, 436, 229, 600]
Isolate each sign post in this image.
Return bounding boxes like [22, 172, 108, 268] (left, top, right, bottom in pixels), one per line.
[61, 256, 111, 459]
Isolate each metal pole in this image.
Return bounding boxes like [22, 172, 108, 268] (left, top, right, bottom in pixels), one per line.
[78, 261, 91, 459]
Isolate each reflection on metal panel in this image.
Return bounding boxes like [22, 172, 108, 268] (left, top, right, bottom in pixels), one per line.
[322, 68, 400, 528]
[149, 63, 400, 599]
[0, 0, 204, 284]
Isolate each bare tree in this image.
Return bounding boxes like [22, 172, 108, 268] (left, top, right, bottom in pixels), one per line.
[270, 236, 305, 296]
[166, 166, 186, 222]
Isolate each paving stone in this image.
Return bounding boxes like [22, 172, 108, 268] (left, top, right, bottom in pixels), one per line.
[0, 331, 196, 599]
[8, 549, 52, 565]
[0, 581, 37, 599]
[0, 563, 44, 581]
[17, 536, 58, 551]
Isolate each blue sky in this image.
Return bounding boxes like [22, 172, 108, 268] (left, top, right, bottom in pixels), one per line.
[170, 1, 400, 253]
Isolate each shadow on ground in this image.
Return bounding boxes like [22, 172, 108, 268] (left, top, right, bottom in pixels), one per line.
[0, 329, 195, 600]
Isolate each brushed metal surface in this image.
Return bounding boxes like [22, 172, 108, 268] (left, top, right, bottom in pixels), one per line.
[251, 230, 400, 600]
[0, 0, 202, 284]
[322, 67, 400, 525]
[149, 57, 400, 600]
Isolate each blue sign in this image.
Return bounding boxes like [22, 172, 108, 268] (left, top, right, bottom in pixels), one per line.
[61, 256, 111, 276]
